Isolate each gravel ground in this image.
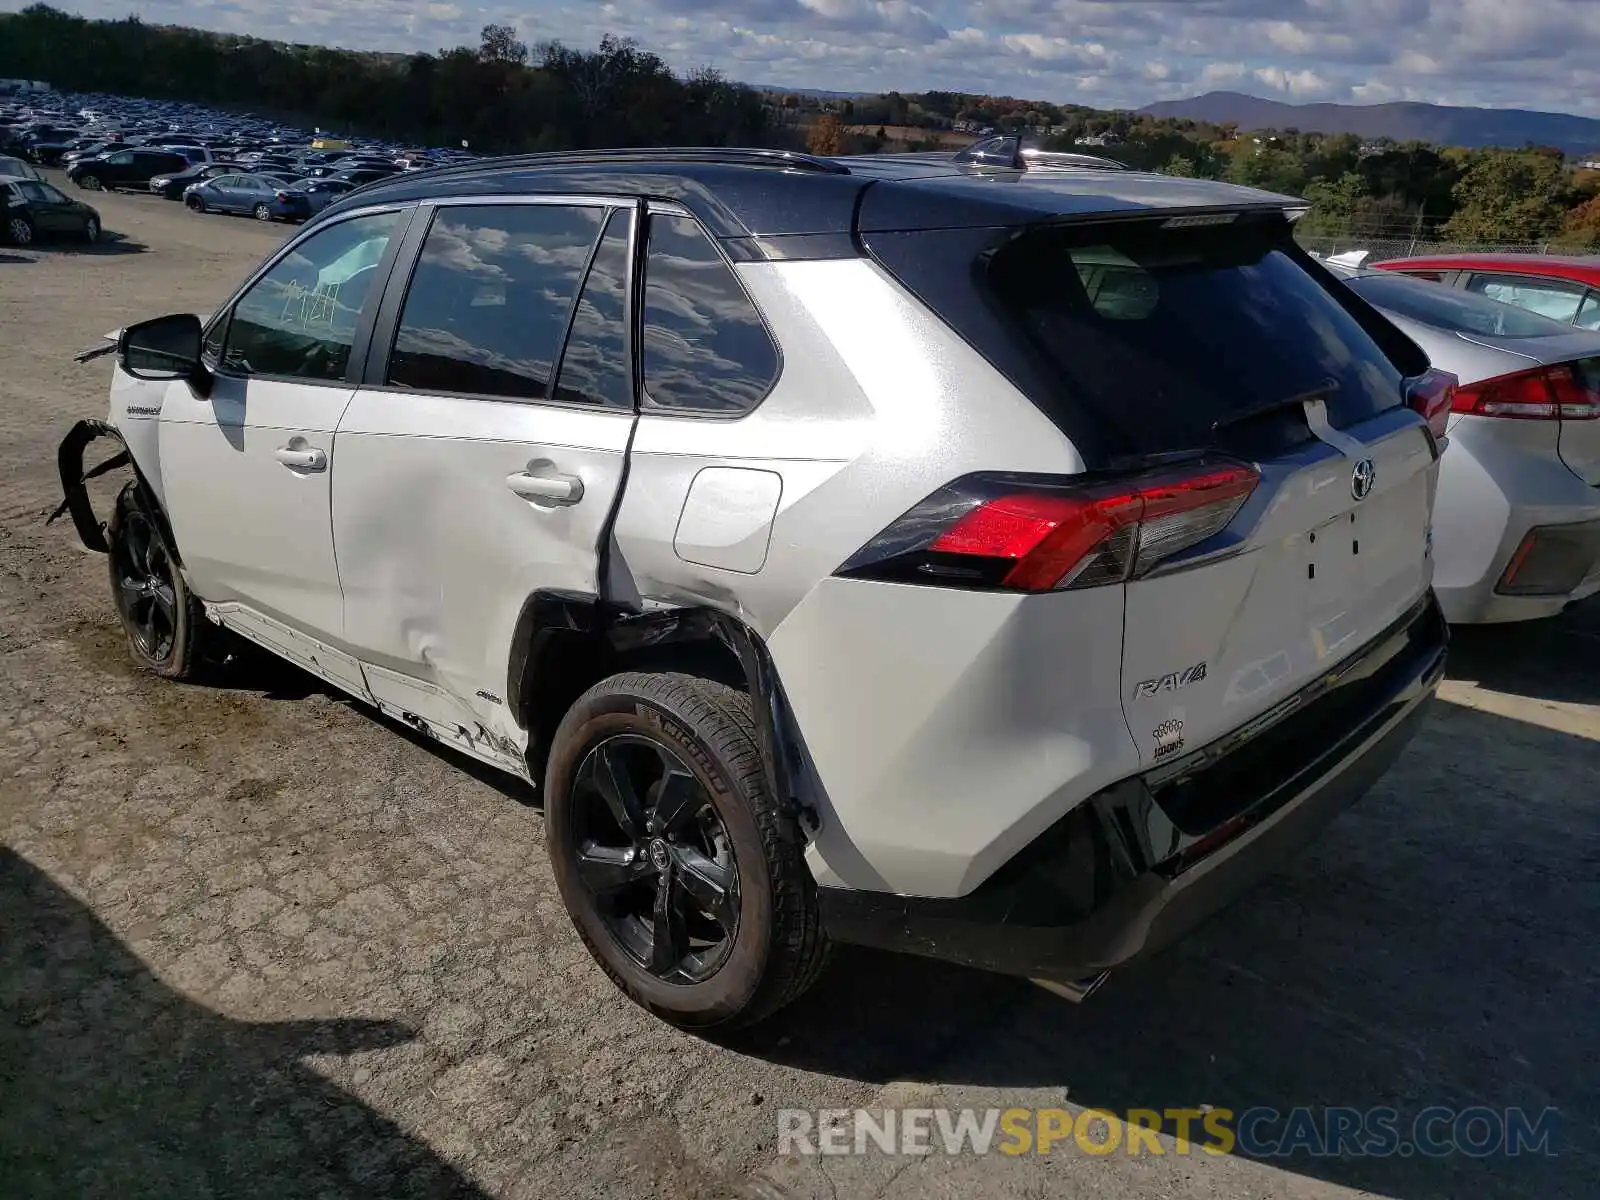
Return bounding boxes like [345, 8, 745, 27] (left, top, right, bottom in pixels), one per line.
[2, 181, 1597, 1200]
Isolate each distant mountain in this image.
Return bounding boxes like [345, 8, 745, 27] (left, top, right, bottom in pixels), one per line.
[743, 83, 870, 100]
[1140, 91, 1600, 154]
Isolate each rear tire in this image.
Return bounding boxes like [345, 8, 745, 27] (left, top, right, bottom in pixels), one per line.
[252, 203, 271, 221]
[544, 672, 829, 1030]
[106, 483, 215, 681]
[5, 215, 32, 246]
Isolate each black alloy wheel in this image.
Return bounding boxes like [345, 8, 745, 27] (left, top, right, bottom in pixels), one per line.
[110, 503, 178, 663]
[568, 734, 739, 984]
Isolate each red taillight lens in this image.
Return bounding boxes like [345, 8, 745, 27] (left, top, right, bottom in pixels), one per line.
[1406, 367, 1456, 440]
[839, 461, 1259, 593]
[1453, 361, 1600, 421]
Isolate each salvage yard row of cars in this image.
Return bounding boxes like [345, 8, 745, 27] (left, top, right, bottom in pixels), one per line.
[32, 108, 1600, 1029]
[1, 89, 477, 238]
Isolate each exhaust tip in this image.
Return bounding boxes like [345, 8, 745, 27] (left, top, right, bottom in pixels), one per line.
[1030, 972, 1109, 1003]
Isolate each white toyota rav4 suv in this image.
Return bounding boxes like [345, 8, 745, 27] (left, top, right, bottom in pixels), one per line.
[57, 142, 1452, 1029]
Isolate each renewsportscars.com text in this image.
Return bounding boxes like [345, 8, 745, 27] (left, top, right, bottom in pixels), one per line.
[777, 1106, 1559, 1159]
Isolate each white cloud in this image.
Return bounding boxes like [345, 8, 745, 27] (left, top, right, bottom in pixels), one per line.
[15, 0, 1600, 117]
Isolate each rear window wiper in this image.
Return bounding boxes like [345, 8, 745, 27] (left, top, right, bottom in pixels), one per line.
[1212, 383, 1337, 436]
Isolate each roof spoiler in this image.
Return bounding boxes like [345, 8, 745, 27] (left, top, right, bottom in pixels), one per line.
[953, 134, 1129, 172]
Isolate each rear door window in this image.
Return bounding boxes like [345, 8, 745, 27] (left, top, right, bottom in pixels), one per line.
[1347, 272, 1576, 338]
[551, 209, 633, 409]
[983, 219, 1408, 453]
[1465, 274, 1586, 323]
[386, 203, 605, 402]
[1575, 292, 1600, 331]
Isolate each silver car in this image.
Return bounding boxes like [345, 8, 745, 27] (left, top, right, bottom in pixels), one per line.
[183, 171, 300, 219]
[1334, 264, 1600, 622]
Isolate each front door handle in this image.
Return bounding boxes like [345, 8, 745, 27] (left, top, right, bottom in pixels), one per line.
[506, 471, 584, 505]
[274, 445, 327, 472]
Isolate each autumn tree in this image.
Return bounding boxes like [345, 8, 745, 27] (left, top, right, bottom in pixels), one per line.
[1561, 195, 1600, 248]
[807, 113, 844, 156]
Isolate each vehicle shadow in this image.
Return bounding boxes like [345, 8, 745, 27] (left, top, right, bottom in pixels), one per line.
[0, 846, 489, 1199]
[1445, 595, 1600, 706]
[44, 231, 147, 256]
[0, 252, 32, 264]
[736, 700, 1597, 1198]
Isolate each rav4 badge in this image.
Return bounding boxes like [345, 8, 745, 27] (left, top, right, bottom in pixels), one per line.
[1134, 662, 1207, 699]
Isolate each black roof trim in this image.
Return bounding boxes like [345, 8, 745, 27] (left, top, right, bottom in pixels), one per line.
[402, 146, 852, 184]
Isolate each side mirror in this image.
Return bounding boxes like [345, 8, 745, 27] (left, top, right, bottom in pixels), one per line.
[119, 313, 207, 388]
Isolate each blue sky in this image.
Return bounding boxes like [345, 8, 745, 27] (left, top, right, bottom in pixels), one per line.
[18, 0, 1600, 116]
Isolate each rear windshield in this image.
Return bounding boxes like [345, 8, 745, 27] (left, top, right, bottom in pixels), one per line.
[982, 220, 1408, 455]
[1346, 272, 1574, 339]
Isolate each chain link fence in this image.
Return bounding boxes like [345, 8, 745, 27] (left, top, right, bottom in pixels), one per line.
[1296, 233, 1571, 261]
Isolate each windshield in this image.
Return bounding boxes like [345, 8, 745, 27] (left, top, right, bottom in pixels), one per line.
[1348, 272, 1576, 338]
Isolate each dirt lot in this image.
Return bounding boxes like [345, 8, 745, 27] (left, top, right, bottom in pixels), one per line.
[2, 181, 1597, 1200]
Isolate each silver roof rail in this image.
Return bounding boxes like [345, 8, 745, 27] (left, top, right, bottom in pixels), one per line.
[953, 134, 1129, 172]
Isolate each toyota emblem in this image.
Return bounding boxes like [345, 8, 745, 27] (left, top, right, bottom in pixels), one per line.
[648, 838, 671, 872]
[1351, 457, 1376, 501]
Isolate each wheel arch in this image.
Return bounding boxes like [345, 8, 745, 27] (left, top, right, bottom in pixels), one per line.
[508, 590, 817, 831]
[51, 419, 179, 565]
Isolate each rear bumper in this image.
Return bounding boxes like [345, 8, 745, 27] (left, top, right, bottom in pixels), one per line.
[819, 591, 1448, 984]
[1433, 419, 1600, 623]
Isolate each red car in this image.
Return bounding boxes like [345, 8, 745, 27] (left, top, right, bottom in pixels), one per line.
[1371, 253, 1600, 330]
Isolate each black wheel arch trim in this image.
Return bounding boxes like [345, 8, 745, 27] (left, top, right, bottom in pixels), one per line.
[50, 419, 179, 564]
[508, 590, 818, 831]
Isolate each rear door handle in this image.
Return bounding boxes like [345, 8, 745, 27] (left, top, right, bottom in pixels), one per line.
[274, 445, 327, 472]
[506, 471, 584, 505]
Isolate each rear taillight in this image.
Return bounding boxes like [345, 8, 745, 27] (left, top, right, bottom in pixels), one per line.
[1406, 367, 1456, 440]
[837, 460, 1259, 593]
[1453, 361, 1600, 421]
[275, 191, 289, 201]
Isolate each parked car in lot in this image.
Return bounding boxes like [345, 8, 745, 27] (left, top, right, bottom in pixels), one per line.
[270, 177, 356, 221]
[2, 176, 100, 246]
[0, 153, 43, 181]
[1329, 263, 1600, 623]
[68, 147, 190, 192]
[184, 171, 302, 219]
[326, 166, 399, 188]
[1372, 253, 1600, 330]
[149, 161, 241, 200]
[57, 143, 1449, 1029]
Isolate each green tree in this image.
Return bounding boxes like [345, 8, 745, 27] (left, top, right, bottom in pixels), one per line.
[1299, 172, 1371, 235]
[1225, 146, 1308, 196]
[1162, 154, 1196, 177]
[1444, 150, 1570, 242]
